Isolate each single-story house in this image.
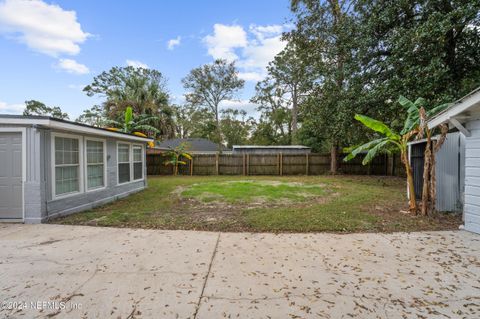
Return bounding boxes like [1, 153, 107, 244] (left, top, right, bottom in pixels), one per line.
[428, 87, 480, 234]
[232, 145, 311, 154]
[147, 138, 228, 154]
[408, 132, 465, 212]
[0, 115, 153, 223]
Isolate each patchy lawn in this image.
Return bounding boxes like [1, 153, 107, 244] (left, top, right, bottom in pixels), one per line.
[51, 175, 462, 233]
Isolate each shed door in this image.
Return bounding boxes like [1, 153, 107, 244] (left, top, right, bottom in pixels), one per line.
[0, 132, 23, 219]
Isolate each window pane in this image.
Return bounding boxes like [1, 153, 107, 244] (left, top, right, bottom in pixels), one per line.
[55, 137, 79, 165]
[87, 140, 104, 164]
[118, 163, 130, 183]
[55, 166, 79, 195]
[133, 147, 142, 162]
[118, 144, 130, 162]
[87, 164, 104, 189]
[134, 162, 142, 180]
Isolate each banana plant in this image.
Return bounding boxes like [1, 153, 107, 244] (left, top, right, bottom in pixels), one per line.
[398, 96, 450, 215]
[106, 106, 160, 136]
[164, 142, 193, 176]
[344, 114, 418, 212]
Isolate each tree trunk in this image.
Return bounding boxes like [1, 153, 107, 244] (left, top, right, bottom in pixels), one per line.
[215, 107, 222, 145]
[330, 142, 338, 174]
[429, 124, 449, 214]
[291, 86, 298, 144]
[421, 135, 432, 216]
[401, 150, 417, 213]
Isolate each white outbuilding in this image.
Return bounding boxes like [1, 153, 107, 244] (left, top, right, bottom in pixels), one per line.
[428, 87, 480, 234]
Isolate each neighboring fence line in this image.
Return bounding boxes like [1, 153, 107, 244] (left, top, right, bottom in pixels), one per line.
[147, 152, 406, 177]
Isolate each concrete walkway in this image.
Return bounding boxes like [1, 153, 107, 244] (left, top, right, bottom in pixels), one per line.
[0, 224, 479, 318]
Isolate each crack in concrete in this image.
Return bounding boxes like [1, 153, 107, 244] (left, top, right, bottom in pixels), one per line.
[193, 232, 220, 319]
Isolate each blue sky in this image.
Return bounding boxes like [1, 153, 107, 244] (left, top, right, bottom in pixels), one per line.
[0, 0, 292, 119]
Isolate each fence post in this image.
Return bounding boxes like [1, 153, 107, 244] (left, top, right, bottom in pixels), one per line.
[280, 153, 283, 176]
[306, 153, 309, 175]
[246, 154, 250, 176]
[190, 158, 193, 176]
[215, 153, 219, 175]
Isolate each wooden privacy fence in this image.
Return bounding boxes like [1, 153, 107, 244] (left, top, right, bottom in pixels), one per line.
[147, 153, 405, 177]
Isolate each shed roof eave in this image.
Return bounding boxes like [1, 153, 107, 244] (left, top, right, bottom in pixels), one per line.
[428, 88, 480, 129]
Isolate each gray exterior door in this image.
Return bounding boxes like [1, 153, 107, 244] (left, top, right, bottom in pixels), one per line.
[0, 132, 23, 219]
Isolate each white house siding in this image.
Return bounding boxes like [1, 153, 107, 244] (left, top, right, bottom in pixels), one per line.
[464, 120, 480, 234]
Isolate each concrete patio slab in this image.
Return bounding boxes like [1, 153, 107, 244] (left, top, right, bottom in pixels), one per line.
[0, 224, 479, 318]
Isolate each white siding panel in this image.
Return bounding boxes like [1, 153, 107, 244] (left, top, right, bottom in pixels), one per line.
[465, 139, 480, 148]
[465, 149, 480, 158]
[465, 213, 480, 226]
[465, 194, 480, 207]
[466, 120, 480, 130]
[464, 120, 480, 234]
[465, 176, 480, 187]
[466, 167, 480, 177]
[465, 158, 480, 167]
[465, 185, 480, 196]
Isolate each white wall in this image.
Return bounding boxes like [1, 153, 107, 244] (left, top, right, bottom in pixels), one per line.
[464, 119, 480, 234]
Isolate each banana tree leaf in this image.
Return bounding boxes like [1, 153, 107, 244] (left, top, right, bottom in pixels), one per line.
[426, 103, 451, 118]
[132, 124, 160, 133]
[343, 137, 387, 162]
[398, 96, 418, 114]
[182, 153, 193, 160]
[362, 140, 392, 165]
[125, 107, 133, 126]
[354, 114, 397, 139]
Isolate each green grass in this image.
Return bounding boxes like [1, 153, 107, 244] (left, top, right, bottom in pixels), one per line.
[181, 180, 326, 203]
[51, 175, 461, 233]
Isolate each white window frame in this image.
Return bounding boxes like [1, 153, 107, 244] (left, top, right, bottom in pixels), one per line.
[116, 142, 145, 185]
[51, 132, 84, 200]
[132, 144, 144, 181]
[117, 141, 132, 185]
[84, 137, 107, 192]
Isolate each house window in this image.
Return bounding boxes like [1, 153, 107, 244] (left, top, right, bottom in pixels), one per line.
[54, 136, 80, 196]
[86, 139, 105, 190]
[133, 145, 143, 180]
[118, 143, 131, 184]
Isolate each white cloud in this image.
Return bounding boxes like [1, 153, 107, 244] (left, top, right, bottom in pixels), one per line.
[0, 101, 25, 114]
[126, 59, 149, 69]
[219, 99, 259, 117]
[238, 71, 264, 82]
[167, 36, 181, 50]
[203, 24, 248, 61]
[57, 58, 89, 74]
[203, 23, 288, 82]
[0, 0, 89, 57]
